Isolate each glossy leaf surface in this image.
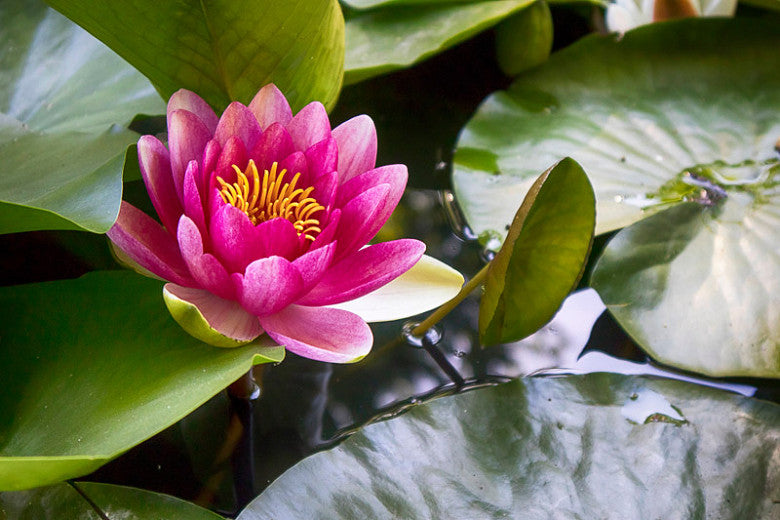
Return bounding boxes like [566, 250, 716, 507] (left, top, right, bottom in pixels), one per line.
[239, 374, 780, 519]
[480, 158, 595, 345]
[0, 271, 284, 491]
[0, 482, 225, 519]
[46, 0, 344, 112]
[345, 0, 534, 85]
[0, 0, 164, 234]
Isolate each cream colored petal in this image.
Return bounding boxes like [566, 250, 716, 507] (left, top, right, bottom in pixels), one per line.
[327, 255, 464, 323]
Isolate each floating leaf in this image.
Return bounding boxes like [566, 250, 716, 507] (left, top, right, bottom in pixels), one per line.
[0, 0, 164, 234]
[238, 374, 780, 519]
[0, 482, 225, 519]
[480, 158, 595, 345]
[452, 18, 780, 240]
[45, 0, 344, 113]
[591, 198, 780, 378]
[345, 0, 534, 85]
[0, 271, 284, 491]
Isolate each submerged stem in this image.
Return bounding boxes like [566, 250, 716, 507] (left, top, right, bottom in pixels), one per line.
[411, 262, 491, 337]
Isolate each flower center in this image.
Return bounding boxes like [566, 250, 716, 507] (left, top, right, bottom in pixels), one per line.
[217, 160, 324, 241]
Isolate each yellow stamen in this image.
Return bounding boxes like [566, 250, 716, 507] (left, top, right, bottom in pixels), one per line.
[217, 160, 324, 241]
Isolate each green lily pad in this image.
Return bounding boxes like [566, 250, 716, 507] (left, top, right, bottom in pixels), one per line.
[0, 271, 284, 491]
[452, 18, 780, 240]
[0, 0, 164, 234]
[481, 158, 595, 345]
[591, 197, 780, 378]
[46, 0, 344, 112]
[238, 374, 780, 519]
[0, 482, 225, 519]
[344, 0, 535, 85]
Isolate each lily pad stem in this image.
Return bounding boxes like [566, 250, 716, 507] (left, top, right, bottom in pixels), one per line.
[411, 262, 491, 337]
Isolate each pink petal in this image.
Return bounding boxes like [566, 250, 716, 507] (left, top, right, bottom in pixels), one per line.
[200, 139, 221, 199]
[305, 137, 338, 180]
[214, 102, 262, 150]
[298, 239, 425, 306]
[248, 84, 292, 130]
[277, 151, 310, 187]
[312, 170, 338, 210]
[291, 241, 336, 292]
[165, 283, 262, 342]
[236, 256, 303, 316]
[137, 135, 182, 235]
[167, 89, 219, 134]
[107, 201, 193, 286]
[177, 216, 234, 300]
[168, 109, 213, 199]
[332, 115, 377, 184]
[183, 160, 206, 233]
[259, 305, 372, 363]
[333, 183, 390, 260]
[210, 206, 301, 273]
[335, 164, 408, 256]
[287, 102, 331, 151]
[310, 208, 340, 251]
[250, 122, 295, 173]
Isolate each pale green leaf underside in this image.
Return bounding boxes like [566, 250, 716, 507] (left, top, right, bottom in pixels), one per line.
[0, 0, 164, 234]
[0, 271, 284, 491]
[452, 18, 780, 241]
[239, 374, 780, 519]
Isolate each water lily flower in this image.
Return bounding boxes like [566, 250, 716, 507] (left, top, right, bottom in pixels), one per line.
[605, 0, 736, 33]
[108, 85, 463, 363]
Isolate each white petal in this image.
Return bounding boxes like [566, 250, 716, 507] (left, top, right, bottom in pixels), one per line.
[327, 255, 464, 323]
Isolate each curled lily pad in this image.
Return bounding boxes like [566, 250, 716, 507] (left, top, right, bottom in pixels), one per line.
[480, 158, 595, 345]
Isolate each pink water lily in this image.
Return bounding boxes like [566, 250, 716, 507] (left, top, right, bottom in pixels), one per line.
[108, 85, 462, 363]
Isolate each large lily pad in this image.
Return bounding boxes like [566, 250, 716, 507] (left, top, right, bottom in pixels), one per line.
[46, 0, 344, 113]
[344, 0, 535, 85]
[591, 199, 780, 378]
[239, 374, 780, 519]
[0, 482, 225, 519]
[481, 158, 595, 344]
[0, 271, 284, 491]
[452, 18, 780, 241]
[0, 0, 164, 234]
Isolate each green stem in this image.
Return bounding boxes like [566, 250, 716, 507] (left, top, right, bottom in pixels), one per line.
[411, 262, 491, 337]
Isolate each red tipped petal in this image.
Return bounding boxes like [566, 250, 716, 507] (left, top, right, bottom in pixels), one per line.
[168, 109, 212, 199]
[177, 216, 234, 300]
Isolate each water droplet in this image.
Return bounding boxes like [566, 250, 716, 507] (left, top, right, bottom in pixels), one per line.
[621, 389, 686, 426]
[402, 322, 442, 348]
[454, 350, 466, 358]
